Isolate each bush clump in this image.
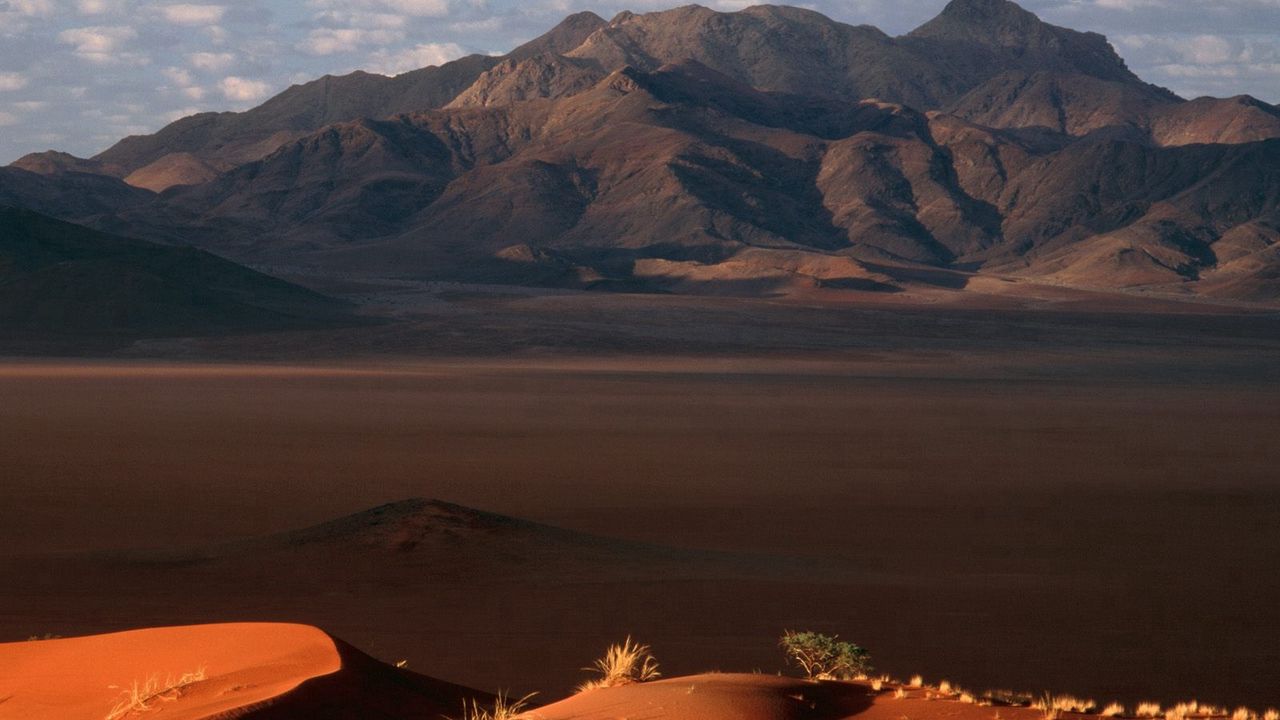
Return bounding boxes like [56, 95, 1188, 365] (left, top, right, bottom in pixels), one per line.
[780, 630, 871, 680]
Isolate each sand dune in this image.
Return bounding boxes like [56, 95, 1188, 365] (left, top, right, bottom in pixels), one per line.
[0, 623, 484, 720]
[531, 674, 873, 720]
[2, 354, 1279, 704]
[528, 674, 1072, 720]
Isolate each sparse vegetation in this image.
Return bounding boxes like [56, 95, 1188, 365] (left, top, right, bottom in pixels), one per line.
[577, 637, 661, 691]
[778, 631, 871, 681]
[1035, 693, 1063, 720]
[1031, 693, 1095, 719]
[1138, 703, 1165, 717]
[1102, 703, 1126, 717]
[451, 692, 536, 720]
[1056, 696, 1098, 714]
[895, 687, 907, 699]
[105, 667, 206, 720]
[909, 675, 923, 688]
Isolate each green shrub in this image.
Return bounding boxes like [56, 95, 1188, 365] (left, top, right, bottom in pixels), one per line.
[779, 630, 870, 680]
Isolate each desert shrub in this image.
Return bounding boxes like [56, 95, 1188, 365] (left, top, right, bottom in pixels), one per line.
[105, 667, 206, 720]
[779, 630, 870, 680]
[578, 637, 660, 691]
[452, 692, 536, 720]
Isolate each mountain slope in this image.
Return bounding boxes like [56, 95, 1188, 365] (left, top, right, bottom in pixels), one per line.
[83, 13, 607, 189]
[98, 58, 1280, 300]
[0, 206, 352, 334]
[6, 1, 1280, 303]
[39, 0, 1170, 194]
[905, 0, 1154, 88]
[0, 166, 153, 219]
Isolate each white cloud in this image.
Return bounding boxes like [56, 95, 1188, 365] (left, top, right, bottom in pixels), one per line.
[76, 0, 126, 14]
[311, 0, 450, 17]
[218, 75, 270, 102]
[299, 27, 405, 55]
[3, 0, 55, 17]
[159, 3, 227, 25]
[165, 106, 203, 122]
[0, 111, 18, 127]
[162, 66, 193, 85]
[187, 51, 235, 71]
[12, 100, 48, 111]
[0, 71, 28, 91]
[316, 10, 408, 29]
[1089, 0, 1168, 9]
[366, 41, 465, 74]
[57, 25, 139, 63]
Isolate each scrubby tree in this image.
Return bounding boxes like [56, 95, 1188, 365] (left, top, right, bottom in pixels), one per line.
[779, 630, 871, 680]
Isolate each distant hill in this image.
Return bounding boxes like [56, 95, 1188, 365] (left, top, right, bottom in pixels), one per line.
[0, 206, 353, 337]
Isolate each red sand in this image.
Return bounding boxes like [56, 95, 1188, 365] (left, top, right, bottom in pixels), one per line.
[528, 674, 1060, 720]
[0, 623, 336, 719]
[0, 623, 483, 720]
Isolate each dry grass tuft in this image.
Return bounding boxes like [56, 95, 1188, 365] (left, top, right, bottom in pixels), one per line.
[909, 675, 923, 688]
[1056, 696, 1097, 714]
[1231, 708, 1254, 720]
[577, 637, 660, 692]
[960, 692, 977, 704]
[895, 687, 907, 699]
[984, 689, 1035, 707]
[871, 678, 884, 691]
[105, 667, 206, 720]
[1137, 703, 1164, 717]
[1102, 703, 1126, 717]
[1262, 710, 1278, 720]
[1034, 694, 1062, 720]
[452, 692, 536, 720]
[938, 680, 954, 695]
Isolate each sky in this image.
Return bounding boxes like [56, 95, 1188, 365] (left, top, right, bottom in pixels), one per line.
[0, 0, 1278, 165]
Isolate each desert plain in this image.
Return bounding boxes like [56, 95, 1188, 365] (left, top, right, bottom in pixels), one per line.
[2, 291, 1279, 717]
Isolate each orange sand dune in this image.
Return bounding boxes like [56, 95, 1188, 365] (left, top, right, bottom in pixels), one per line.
[0, 623, 484, 720]
[528, 674, 1054, 720]
[530, 674, 872, 720]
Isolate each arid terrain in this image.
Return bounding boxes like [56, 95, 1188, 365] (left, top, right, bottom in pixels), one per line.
[2, 299, 1279, 712]
[2, 0, 1279, 717]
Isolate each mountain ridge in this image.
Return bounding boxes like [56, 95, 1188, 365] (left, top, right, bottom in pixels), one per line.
[3, 1, 1280, 305]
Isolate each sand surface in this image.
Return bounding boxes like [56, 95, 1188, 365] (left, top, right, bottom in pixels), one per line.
[0, 623, 338, 719]
[531, 674, 874, 720]
[2, 337, 1279, 706]
[0, 623, 486, 720]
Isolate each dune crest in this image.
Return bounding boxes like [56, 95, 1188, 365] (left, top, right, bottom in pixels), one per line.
[0, 623, 483, 720]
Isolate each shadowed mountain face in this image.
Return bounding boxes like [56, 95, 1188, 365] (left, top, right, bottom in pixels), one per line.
[0, 206, 352, 337]
[5, 0, 1280, 302]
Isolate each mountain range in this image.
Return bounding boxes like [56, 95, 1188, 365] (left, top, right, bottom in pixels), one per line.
[4, 0, 1280, 311]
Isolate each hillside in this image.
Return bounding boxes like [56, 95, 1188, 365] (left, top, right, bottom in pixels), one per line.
[0, 206, 352, 336]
